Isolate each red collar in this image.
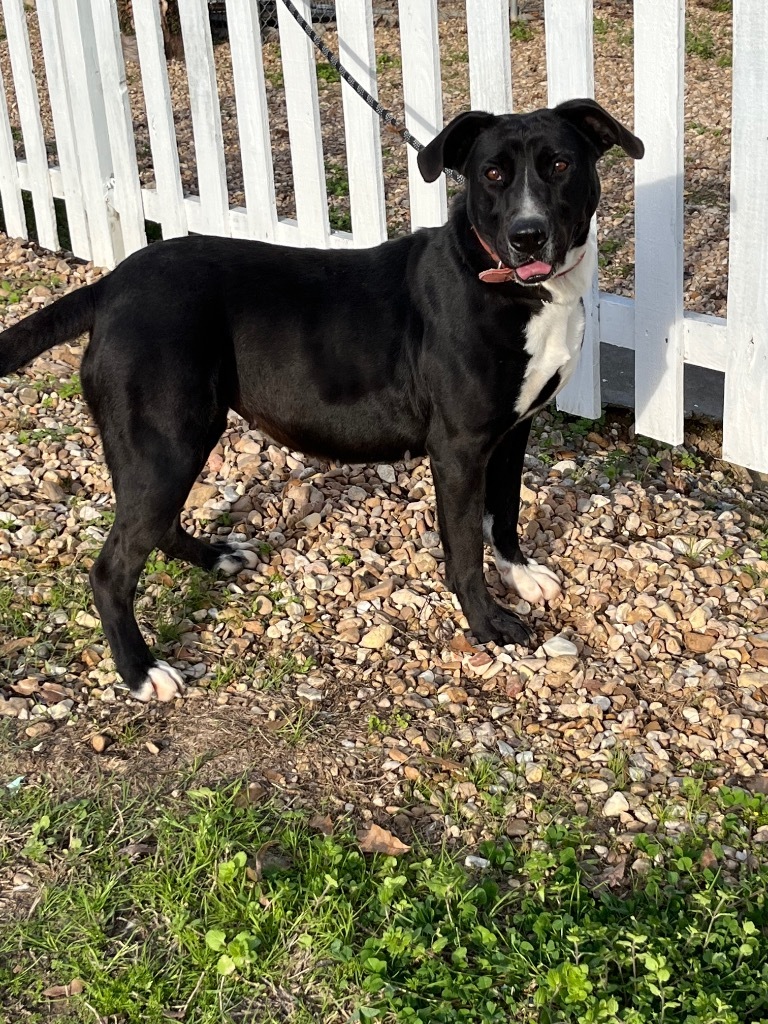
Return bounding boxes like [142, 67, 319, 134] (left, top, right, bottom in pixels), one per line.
[471, 226, 586, 284]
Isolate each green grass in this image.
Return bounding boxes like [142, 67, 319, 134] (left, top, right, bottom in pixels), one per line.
[326, 162, 350, 198]
[686, 27, 716, 60]
[376, 52, 400, 73]
[0, 555, 236, 678]
[0, 272, 63, 307]
[598, 237, 622, 268]
[0, 566, 98, 672]
[37, 371, 84, 401]
[16, 425, 76, 444]
[511, 21, 534, 43]
[316, 61, 341, 84]
[325, 161, 351, 232]
[2, 780, 768, 1023]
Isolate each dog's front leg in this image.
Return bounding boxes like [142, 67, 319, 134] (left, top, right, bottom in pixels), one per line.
[428, 442, 532, 648]
[484, 419, 562, 604]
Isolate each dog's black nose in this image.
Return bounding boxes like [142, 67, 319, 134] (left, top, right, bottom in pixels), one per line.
[507, 219, 548, 256]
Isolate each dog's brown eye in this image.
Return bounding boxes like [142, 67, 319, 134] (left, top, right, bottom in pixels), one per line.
[553, 160, 569, 174]
[485, 167, 503, 182]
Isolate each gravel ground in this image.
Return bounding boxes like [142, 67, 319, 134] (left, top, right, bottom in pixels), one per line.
[1, 226, 767, 848]
[1, 4, 765, 856]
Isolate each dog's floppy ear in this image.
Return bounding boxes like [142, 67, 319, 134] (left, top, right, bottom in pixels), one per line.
[554, 98, 644, 159]
[417, 110, 496, 183]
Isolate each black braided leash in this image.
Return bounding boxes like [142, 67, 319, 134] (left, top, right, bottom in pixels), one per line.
[277, 0, 465, 185]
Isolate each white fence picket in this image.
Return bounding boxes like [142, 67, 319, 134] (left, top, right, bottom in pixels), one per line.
[178, 0, 230, 236]
[276, 0, 330, 246]
[336, 0, 387, 245]
[132, 0, 187, 239]
[544, 0, 601, 420]
[36, 0, 91, 259]
[0, 61, 27, 239]
[57, 0, 123, 268]
[90, 0, 146, 257]
[2, 0, 58, 251]
[225, 0, 278, 241]
[633, 0, 685, 446]
[722, 0, 768, 473]
[466, 0, 512, 114]
[398, 0, 446, 230]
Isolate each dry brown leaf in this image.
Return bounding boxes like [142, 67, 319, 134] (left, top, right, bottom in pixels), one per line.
[234, 781, 267, 808]
[40, 683, 70, 704]
[448, 635, 474, 654]
[357, 823, 411, 856]
[596, 854, 627, 889]
[10, 677, 39, 696]
[117, 841, 155, 861]
[42, 978, 84, 999]
[700, 847, 719, 871]
[250, 841, 293, 881]
[2, 638, 34, 657]
[309, 813, 334, 835]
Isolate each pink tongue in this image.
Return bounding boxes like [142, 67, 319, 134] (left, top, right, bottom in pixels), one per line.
[515, 260, 552, 281]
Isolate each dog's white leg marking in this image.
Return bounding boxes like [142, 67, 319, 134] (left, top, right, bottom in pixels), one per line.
[485, 515, 559, 602]
[495, 552, 562, 604]
[214, 544, 259, 575]
[134, 660, 184, 702]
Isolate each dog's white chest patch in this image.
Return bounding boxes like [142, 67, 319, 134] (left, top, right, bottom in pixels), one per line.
[514, 245, 594, 421]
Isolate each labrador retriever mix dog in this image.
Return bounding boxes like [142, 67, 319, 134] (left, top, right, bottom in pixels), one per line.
[0, 99, 643, 702]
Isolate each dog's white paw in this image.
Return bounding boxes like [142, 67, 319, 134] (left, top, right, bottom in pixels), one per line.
[134, 661, 184, 702]
[214, 545, 259, 575]
[496, 556, 562, 604]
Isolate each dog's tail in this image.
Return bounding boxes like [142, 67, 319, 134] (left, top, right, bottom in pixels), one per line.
[0, 283, 99, 377]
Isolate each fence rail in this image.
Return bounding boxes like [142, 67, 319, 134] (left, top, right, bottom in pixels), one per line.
[0, 0, 765, 473]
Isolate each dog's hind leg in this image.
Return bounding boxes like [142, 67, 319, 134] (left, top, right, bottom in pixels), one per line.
[89, 454, 211, 701]
[86, 392, 235, 699]
[484, 419, 562, 605]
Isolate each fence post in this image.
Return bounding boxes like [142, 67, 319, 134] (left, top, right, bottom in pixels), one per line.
[722, 0, 768, 473]
[545, 0, 601, 420]
[177, 0, 230, 236]
[633, 0, 685, 446]
[336, 0, 388, 245]
[37, 0, 92, 259]
[91, 0, 147, 257]
[132, 0, 187, 239]
[225, 0, 278, 242]
[0, 60, 26, 239]
[57, 0, 125, 267]
[398, 0, 446, 230]
[466, 0, 513, 114]
[276, 0, 330, 246]
[2, 0, 59, 251]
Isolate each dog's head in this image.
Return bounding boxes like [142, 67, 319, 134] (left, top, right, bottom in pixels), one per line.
[418, 99, 643, 286]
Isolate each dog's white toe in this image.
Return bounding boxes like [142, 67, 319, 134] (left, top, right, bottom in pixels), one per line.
[496, 556, 562, 604]
[215, 545, 259, 575]
[134, 661, 184, 702]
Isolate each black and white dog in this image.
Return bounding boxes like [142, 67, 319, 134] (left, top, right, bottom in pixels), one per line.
[0, 99, 643, 701]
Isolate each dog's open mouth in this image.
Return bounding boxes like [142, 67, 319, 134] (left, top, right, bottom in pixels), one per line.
[514, 259, 553, 284]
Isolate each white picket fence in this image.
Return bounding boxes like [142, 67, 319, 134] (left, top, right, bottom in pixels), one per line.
[0, 0, 766, 473]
